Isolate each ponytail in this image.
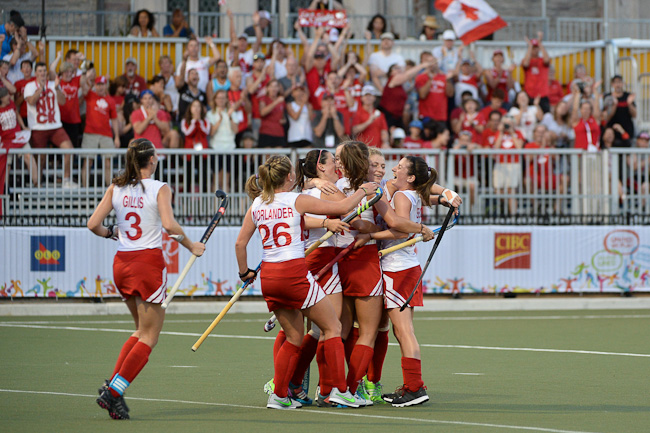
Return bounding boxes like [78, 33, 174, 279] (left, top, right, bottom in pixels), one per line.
[295, 149, 330, 191]
[339, 141, 369, 193]
[245, 155, 293, 204]
[113, 138, 156, 190]
[405, 155, 438, 206]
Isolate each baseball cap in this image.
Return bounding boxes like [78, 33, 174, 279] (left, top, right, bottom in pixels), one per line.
[530, 39, 540, 46]
[493, 49, 504, 57]
[125, 57, 138, 66]
[361, 85, 379, 96]
[458, 130, 473, 138]
[637, 131, 650, 140]
[95, 75, 107, 84]
[238, 32, 248, 40]
[392, 128, 406, 140]
[380, 32, 395, 40]
[442, 30, 456, 40]
[461, 58, 472, 65]
[139, 89, 155, 99]
[329, 28, 339, 43]
[252, 52, 266, 61]
[258, 10, 271, 21]
[409, 119, 423, 130]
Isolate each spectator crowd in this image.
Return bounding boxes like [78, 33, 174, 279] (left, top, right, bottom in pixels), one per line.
[0, 8, 646, 212]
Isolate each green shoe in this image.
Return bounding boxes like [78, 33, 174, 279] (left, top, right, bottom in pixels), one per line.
[263, 378, 275, 396]
[363, 376, 385, 404]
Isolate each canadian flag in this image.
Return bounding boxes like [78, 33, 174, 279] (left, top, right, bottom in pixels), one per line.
[435, 0, 507, 45]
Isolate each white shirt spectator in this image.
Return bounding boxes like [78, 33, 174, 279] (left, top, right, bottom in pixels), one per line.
[508, 105, 540, 142]
[207, 108, 238, 150]
[3, 52, 33, 84]
[24, 80, 63, 130]
[287, 101, 312, 143]
[176, 57, 211, 92]
[368, 51, 405, 74]
[432, 46, 459, 73]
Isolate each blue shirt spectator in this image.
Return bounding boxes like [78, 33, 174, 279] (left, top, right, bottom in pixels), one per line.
[163, 9, 195, 38]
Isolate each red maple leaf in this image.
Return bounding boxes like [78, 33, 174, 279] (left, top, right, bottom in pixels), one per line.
[461, 2, 480, 20]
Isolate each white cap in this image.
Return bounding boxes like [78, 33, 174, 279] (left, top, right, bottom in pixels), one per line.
[392, 128, 406, 140]
[442, 29, 456, 40]
[258, 10, 271, 21]
[329, 28, 339, 43]
[361, 85, 379, 96]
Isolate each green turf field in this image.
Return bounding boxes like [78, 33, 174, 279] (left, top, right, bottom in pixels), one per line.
[1, 309, 649, 433]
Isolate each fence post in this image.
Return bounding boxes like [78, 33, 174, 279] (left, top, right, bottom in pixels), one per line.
[609, 150, 619, 215]
[570, 153, 580, 216]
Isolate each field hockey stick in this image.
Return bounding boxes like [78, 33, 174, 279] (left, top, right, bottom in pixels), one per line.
[192, 262, 261, 352]
[304, 187, 384, 256]
[264, 238, 358, 332]
[377, 211, 460, 258]
[161, 190, 229, 310]
[400, 206, 456, 312]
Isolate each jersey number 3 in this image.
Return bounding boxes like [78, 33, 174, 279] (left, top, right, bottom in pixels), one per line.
[125, 212, 143, 240]
[259, 222, 292, 249]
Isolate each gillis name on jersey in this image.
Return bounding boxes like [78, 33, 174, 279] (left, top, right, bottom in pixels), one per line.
[253, 206, 295, 221]
[123, 196, 144, 209]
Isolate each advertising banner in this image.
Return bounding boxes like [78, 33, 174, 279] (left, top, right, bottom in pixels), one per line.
[1, 226, 648, 298]
[297, 9, 348, 28]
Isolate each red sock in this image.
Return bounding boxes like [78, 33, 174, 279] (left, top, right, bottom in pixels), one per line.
[344, 327, 359, 365]
[316, 340, 331, 395]
[401, 357, 424, 391]
[273, 330, 286, 362]
[290, 333, 318, 386]
[367, 329, 388, 383]
[346, 344, 374, 393]
[273, 341, 300, 398]
[112, 336, 139, 377]
[110, 342, 152, 397]
[324, 337, 347, 392]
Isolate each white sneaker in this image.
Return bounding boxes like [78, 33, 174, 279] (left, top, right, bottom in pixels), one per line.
[328, 387, 359, 408]
[353, 389, 373, 407]
[266, 392, 302, 409]
[62, 178, 78, 189]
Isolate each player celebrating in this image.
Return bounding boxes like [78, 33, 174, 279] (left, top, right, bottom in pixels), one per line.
[235, 155, 378, 409]
[88, 138, 205, 420]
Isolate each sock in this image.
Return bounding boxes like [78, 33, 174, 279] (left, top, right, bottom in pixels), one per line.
[273, 330, 286, 362]
[109, 341, 152, 397]
[316, 340, 331, 395]
[112, 336, 139, 378]
[346, 344, 374, 394]
[324, 337, 347, 392]
[343, 327, 359, 365]
[367, 329, 389, 383]
[290, 333, 319, 387]
[401, 357, 424, 392]
[273, 341, 300, 398]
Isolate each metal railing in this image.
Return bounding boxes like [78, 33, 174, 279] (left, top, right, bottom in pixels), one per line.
[3, 148, 649, 227]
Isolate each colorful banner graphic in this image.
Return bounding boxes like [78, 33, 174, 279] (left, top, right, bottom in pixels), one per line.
[1, 226, 649, 299]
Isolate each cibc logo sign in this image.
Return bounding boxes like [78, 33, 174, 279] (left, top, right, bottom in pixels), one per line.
[30, 236, 66, 271]
[494, 233, 531, 269]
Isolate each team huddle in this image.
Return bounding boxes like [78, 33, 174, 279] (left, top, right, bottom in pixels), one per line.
[87, 138, 461, 419]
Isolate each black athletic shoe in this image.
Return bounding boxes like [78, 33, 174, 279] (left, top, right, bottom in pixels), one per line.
[381, 385, 406, 403]
[97, 388, 130, 420]
[98, 380, 129, 412]
[390, 386, 429, 407]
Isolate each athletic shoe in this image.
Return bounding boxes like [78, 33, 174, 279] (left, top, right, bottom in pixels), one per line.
[353, 389, 373, 407]
[263, 378, 275, 396]
[363, 376, 385, 404]
[289, 383, 313, 406]
[96, 388, 130, 420]
[266, 392, 302, 409]
[382, 384, 406, 403]
[328, 387, 360, 408]
[391, 386, 429, 407]
[98, 379, 130, 412]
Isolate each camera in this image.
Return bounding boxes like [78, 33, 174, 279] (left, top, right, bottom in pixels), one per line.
[576, 80, 586, 94]
[503, 123, 511, 131]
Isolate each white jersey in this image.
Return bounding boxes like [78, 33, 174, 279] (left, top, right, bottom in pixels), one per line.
[303, 188, 335, 249]
[112, 179, 166, 252]
[381, 190, 422, 272]
[335, 178, 376, 248]
[251, 192, 306, 263]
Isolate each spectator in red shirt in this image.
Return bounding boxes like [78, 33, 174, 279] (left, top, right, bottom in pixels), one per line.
[13, 59, 34, 123]
[493, 114, 524, 214]
[571, 82, 601, 152]
[131, 89, 177, 149]
[352, 85, 389, 148]
[245, 52, 273, 139]
[522, 31, 551, 113]
[258, 79, 286, 148]
[120, 57, 148, 97]
[403, 119, 428, 149]
[547, 65, 565, 108]
[454, 98, 483, 145]
[226, 67, 250, 146]
[452, 130, 478, 205]
[302, 26, 338, 111]
[452, 47, 482, 107]
[80, 74, 119, 187]
[483, 49, 514, 104]
[415, 52, 454, 122]
[50, 52, 87, 148]
[379, 60, 432, 130]
[478, 88, 507, 124]
[481, 110, 502, 148]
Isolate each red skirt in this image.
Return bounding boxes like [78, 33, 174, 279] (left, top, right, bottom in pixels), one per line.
[338, 244, 383, 297]
[305, 246, 341, 295]
[113, 249, 167, 303]
[383, 266, 423, 309]
[260, 258, 325, 312]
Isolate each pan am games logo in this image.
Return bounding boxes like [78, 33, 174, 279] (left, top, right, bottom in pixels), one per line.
[494, 233, 531, 269]
[30, 236, 65, 272]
